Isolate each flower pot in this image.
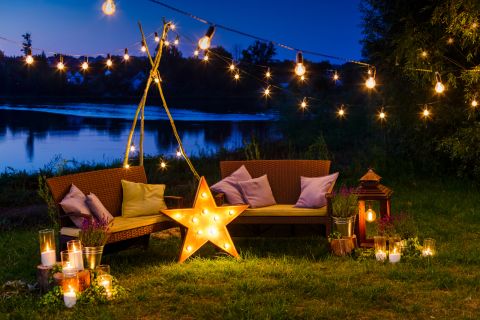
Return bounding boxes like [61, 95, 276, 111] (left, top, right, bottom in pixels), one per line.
[83, 246, 104, 270]
[330, 237, 355, 256]
[332, 216, 356, 237]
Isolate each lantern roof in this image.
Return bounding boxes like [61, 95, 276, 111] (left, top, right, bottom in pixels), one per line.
[355, 169, 393, 199]
[360, 169, 381, 182]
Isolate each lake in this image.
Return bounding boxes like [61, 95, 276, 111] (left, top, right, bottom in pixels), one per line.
[0, 103, 279, 172]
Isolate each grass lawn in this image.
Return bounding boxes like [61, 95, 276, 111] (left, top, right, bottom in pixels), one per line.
[1, 177, 479, 319]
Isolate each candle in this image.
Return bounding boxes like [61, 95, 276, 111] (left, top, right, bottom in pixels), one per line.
[41, 244, 56, 267]
[97, 274, 113, 299]
[62, 261, 75, 275]
[389, 250, 401, 263]
[422, 248, 433, 257]
[388, 237, 402, 263]
[67, 240, 84, 271]
[63, 286, 77, 308]
[422, 238, 436, 257]
[375, 250, 387, 261]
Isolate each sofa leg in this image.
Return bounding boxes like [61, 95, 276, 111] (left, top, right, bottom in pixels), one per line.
[325, 221, 332, 238]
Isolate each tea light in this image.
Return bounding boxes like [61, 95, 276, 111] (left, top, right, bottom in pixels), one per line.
[97, 274, 113, 299]
[63, 285, 77, 308]
[422, 238, 436, 257]
[389, 250, 401, 263]
[67, 240, 84, 271]
[39, 229, 56, 267]
[374, 236, 387, 261]
[389, 237, 402, 263]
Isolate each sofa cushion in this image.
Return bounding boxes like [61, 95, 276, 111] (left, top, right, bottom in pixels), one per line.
[59, 184, 93, 228]
[238, 175, 276, 208]
[60, 215, 171, 237]
[210, 165, 252, 204]
[86, 192, 114, 224]
[121, 180, 167, 218]
[295, 172, 339, 208]
[242, 204, 327, 217]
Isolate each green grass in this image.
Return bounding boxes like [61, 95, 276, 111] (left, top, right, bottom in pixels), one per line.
[1, 177, 480, 319]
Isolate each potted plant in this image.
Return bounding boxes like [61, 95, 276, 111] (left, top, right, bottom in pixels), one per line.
[331, 187, 358, 237]
[79, 218, 110, 270]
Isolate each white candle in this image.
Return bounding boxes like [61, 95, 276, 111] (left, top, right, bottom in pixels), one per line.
[62, 261, 75, 275]
[422, 248, 433, 257]
[71, 250, 84, 271]
[63, 288, 77, 308]
[375, 250, 387, 261]
[389, 252, 401, 263]
[41, 249, 56, 267]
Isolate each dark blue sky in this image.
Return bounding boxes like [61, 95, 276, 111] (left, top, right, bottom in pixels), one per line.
[0, 0, 364, 63]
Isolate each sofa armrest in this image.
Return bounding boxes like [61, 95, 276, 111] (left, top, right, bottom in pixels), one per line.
[164, 196, 184, 209]
[213, 193, 225, 207]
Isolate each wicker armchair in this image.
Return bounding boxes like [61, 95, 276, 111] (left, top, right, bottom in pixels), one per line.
[215, 160, 336, 236]
[47, 166, 182, 252]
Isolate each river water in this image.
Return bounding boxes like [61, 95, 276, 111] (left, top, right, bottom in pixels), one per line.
[0, 103, 279, 172]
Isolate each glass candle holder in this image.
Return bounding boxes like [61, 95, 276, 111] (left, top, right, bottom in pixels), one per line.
[374, 236, 387, 261]
[67, 240, 84, 271]
[97, 274, 113, 299]
[422, 238, 436, 257]
[61, 250, 77, 275]
[62, 271, 79, 308]
[96, 264, 110, 276]
[388, 237, 402, 263]
[39, 229, 56, 267]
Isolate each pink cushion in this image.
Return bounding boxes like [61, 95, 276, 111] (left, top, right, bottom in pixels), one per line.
[211, 165, 252, 204]
[238, 175, 276, 208]
[86, 193, 114, 224]
[294, 172, 339, 208]
[59, 184, 93, 228]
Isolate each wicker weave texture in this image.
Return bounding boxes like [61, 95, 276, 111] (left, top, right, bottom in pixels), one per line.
[220, 160, 331, 204]
[47, 166, 147, 217]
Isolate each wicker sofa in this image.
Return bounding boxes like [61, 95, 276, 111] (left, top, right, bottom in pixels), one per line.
[47, 166, 182, 252]
[215, 160, 336, 236]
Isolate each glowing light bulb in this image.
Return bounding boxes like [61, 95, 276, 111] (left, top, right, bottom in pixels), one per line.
[422, 108, 430, 118]
[234, 73, 240, 80]
[203, 54, 209, 62]
[213, 215, 219, 222]
[366, 76, 376, 89]
[164, 40, 170, 47]
[170, 24, 176, 30]
[300, 98, 307, 109]
[57, 61, 65, 71]
[81, 61, 89, 70]
[154, 77, 160, 84]
[154, 32, 160, 43]
[123, 48, 129, 61]
[102, 0, 116, 15]
[208, 227, 217, 236]
[228, 210, 234, 216]
[333, 71, 339, 81]
[198, 26, 215, 50]
[300, 75, 306, 81]
[265, 68, 271, 79]
[337, 107, 346, 118]
[176, 149, 182, 157]
[194, 49, 199, 57]
[294, 51, 306, 76]
[472, 22, 478, 29]
[25, 55, 34, 65]
[130, 144, 136, 153]
[202, 209, 209, 215]
[435, 81, 445, 94]
[197, 230, 203, 235]
[224, 243, 230, 249]
[160, 161, 166, 169]
[124, 164, 130, 169]
[366, 208, 376, 222]
[421, 51, 428, 58]
[106, 54, 113, 68]
[378, 110, 386, 121]
[263, 86, 271, 97]
[192, 217, 199, 223]
[447, 37, 454, 45]
[141, 44, 146, 53]
[201, 192, 207, 199]
[472, 99, 478, 108]
[229, 63, 236, 71]
[186, 245, 192, 252]
[174, 36, 179, 45]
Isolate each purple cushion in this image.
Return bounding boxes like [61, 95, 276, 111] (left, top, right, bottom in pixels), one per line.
[86, 193, 114, 225]
[211, 165, 252, 204]
[59, 184, 93, 228]
[294, 172, 339, 208]
[238, 175, 277, 208]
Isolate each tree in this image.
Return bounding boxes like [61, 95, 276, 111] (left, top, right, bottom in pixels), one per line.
[22, 33, 32, 55]
[361, 0, 480, 177]
[241, 40, 276, 65]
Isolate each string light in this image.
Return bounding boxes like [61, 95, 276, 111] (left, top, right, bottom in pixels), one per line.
[102, 0, 116, 16]
[203, 54, 209, 62]
[234, 73, 240, 81]
[124, 164, 130, 169]
[193, 49, 199, 57]
[229, 62, 236, 71]
[471, 99, 478, 108]
[25, 48, 33, 65]
[154, 32, 160, 43]
[130, 144, 136, 153]
[420, 50, 428, 58]
[447, 37, 454, 45]
[377, 108, 387, 121]
[434, 72, 445, 94]
[164, 40, 170, 47]
[56, 55, 65, 71]
[170, 23, 176, 30]
[337, 105, 346, 118]
[265, 68, 271, 79]
[333, 70, 339, 81]
[198, 25, 215, 50]
[365, 68, 376, 89]
[174, 35, 180, 46]
[123, 48, 130, 61]
[141, 40, 147, 53]
[160, 161, 167, 169]
[294, 51, 306, 76]
[154, 77, 160, 84]
[263, 85, 271, 98]
[106, 54, 113, 68]
[176, 148, 182, 158]
[421, 106, 432, 120]
[81, 59, 89, 71]
[300, 75, 306, 81]
[300, 98, 307, 109]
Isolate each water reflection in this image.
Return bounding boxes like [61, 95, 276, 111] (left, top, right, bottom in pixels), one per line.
[0, 108, 279, 171]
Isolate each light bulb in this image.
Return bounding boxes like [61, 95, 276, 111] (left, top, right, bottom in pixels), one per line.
[263, 86, 271, 97]
[300, 98, 307, 109]
[224, 243, 230, 249]
[203, 54, 209, 62]
[160, 161, 166, 169]
[213, 215, 219, 222]
[198, 26, 215, 50]
[366, 208, 376, 222]
[194, 49, 199, 57]
[25, 55, 34, 65]
[378, 110, 386, 120]
[130, 145, 136, 153]
[141, 45, 146, 53]
[81, 61, 89, 70]
[186, 245, 192, 252]
[435, 81, 445, 94]
[123, 48, 129, 61]
[154, 32, 160, 43]
[366, 76, 376, 89]
[192, 217, 199, 223]
[164, 40, 170, 47]
[333, 71, 339, 81]
[422, 108, 430, 118]
[106, 56, 113, 68]
[202, 209, 208, 215]
[300, 75, 306, 81]
[421, 51, 428, 58]
[234, 73, 240, 80]
[57, 61, 65, 71]
[169, 23, 176, 30]
[102, 0, 116, 15]
[176, 149, 182, 157]
[174, 36, 179, 45]
[447, 37, 454, 45]
[154, 77, 160, 84]
[472, 99, 478, 108]
[228, 210, 234, 216]
[229, 63, 235, 71]
[265, 69, 271, 78]
[124, 164, 130, 169]
[337, 107, 346, 118]
[294, 51, 306, 76]
[201, 192, 207, 199]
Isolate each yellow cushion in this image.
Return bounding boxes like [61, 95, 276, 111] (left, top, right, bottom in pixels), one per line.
[60, 215, 170, 237]
[121, 180, 167, 218]
[242, 204, 327, 217]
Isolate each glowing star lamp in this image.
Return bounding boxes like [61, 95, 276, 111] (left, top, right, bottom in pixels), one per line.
[161, 177, 248, 263]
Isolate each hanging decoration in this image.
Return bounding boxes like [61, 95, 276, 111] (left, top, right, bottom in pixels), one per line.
[161, 177, 248, 263]
[102, 0, 116, 16]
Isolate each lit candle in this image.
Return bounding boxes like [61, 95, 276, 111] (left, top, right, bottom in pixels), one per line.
[422, 248, 433, 257]
[67, 240, 84, 271]
[41, 244, 56, 267]
[98, 274, 113, 299]
[62, 261, 75, 275]
[422, 238, 436, 257]
[63, 286, 77, 308]
[389, 249, 401, 263]
[375, 250, 387, 261]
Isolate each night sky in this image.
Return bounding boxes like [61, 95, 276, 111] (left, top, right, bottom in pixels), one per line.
[0, 0, 363, 63]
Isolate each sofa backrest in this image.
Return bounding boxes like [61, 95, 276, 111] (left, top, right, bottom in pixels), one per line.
[220, 160, 331, 204]
[47, 166, 147, 220]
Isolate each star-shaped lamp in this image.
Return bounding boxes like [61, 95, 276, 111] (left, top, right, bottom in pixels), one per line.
[161, 176, 248, 263]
